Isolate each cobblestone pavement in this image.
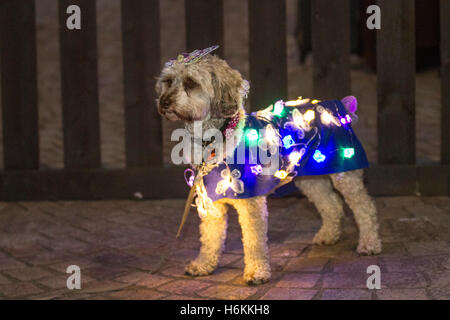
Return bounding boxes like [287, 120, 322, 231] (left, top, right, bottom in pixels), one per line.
[0, 196, 449, 300]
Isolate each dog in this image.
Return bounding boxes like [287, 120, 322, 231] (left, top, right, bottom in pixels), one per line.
[156, 46, 382, 285]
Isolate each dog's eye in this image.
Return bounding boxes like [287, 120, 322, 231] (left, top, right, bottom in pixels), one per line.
[183, 77, 198, 90]
[163, 78, 173, 87]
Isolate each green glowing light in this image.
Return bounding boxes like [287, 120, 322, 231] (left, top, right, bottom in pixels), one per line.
[272, 101, 284, 116]
[246, 129, 259, 141]
[343, 147, 355, 158]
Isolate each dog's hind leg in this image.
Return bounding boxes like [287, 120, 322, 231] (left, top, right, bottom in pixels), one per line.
[330, 170, 382, 255]
[295, 177, 344, 245]
[233, 196, 271, 285]
[185, 201, 228, 276]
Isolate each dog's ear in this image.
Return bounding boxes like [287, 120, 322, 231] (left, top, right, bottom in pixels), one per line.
[209, 57, 248, 118]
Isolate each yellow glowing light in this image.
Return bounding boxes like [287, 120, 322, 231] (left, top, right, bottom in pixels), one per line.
[274, 170, 288, 179]
[264, 124, 279, 147]
[285, 97, 310, 107]
[311, 99, 320, 104]
[321, 111, 333, 125]
[292, 109, 305, 128]
[289, 151, 302, 164]
[303, 110, 315, 122]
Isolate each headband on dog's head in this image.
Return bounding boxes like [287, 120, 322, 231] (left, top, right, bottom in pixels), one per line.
[165, 45, 220, 68]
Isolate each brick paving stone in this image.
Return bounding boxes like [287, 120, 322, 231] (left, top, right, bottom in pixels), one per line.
[428, 285, 450, 300]
[427, 271, 450, 288]
[307, 242, 356, 259]
[275, 273, 321, 289]
[321, 289, 372, 300]
[382, 272, 428, 289]
[331, 256, 382, 273]
[218, 253, 242, 267]
[3, 267, 52, 281]
[322, 273, 368, 289]
[284, 257, 329, 273]
[260, 288, 317, 300]
[0, 282, 43, 298]
[164, 294, 204, 300]
[405, 241, 450, 256]
[201, 268, 242, 283]
[198, 284, 258, 300]
[269, 243, 308, 258]
[79, 280, 132, 294]
[376, 289, 429, 300]
[108, 288, 168, 300]
[0, 197, 449, 299]
[37, 274, 95, 290]
[158, 279, 212, 296]
[0, 273, 11, 285]
[115, 272, 173, 288]
[0, 256, 26, 271]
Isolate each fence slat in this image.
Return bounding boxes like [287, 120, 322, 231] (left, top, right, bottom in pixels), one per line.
[122, 0, 162, 167]
[59, 0, 101, 168]
[377, 0, 415, 164]
[185, 0, 224, 57]
[311, 0, 350, 99]
[0, 0, 39, 170]
[441, 0, 450, 164]
[249, 0, 287, 111]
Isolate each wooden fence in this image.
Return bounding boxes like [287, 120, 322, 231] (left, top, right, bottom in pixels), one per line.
[0, 0, 448, 200]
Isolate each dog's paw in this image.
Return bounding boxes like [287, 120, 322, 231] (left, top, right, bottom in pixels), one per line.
[185, 260, 216, 277]
[357, 235, 382, 255]
[312, 228, 340, 245]
[244, 267, 271, 285]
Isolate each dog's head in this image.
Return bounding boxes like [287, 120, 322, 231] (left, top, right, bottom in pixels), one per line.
[156, 52, 248, 122]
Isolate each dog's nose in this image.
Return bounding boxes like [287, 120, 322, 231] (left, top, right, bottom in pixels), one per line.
[159, 96, 171, 109]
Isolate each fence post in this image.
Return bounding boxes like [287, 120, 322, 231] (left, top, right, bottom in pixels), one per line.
[59, 0, 101, 168]
[0, 0, 39, 170]
[377, 0, 415, 164]
[185, 0, 224, 57]
[311, 0, 351, 99]
[441, 0, 450, 164]
[122, 0, 162, 167]
[248, 0, 287, 112]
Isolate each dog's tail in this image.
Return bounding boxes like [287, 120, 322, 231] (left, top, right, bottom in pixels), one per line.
[341, 96, 357, 113]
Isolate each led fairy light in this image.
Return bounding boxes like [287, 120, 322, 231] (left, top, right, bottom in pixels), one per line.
[272, 100, 284, 116]
[251, 165, 262, 175]
[313, 150, 326, 163]
[285, 97, 309, 107]
[274, 170, 288, 179]
[303, 110, 315, 123]
[288, 150, 304, 165]
[343, 147, 355, 158]
[264, 124, 280, 147]
[256, 105, 273, 121]
[292, 109, 307, 129]
[246, 129, 259, 141]
[316, 105, 341, 126]
[282, 135, 295, 149]
[321, 111, 334, 125]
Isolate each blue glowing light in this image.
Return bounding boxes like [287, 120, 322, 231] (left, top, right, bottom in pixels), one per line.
[313, 150, 326, 163]
[282, 135, 295, 149]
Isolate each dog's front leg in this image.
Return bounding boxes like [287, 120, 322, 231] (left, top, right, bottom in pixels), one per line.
[234, 196, 271, 285]
[185, 201, 228, 276]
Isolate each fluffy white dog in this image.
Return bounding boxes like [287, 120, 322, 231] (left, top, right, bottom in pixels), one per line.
[156, 47, 381, 285]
